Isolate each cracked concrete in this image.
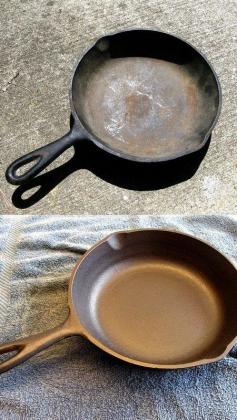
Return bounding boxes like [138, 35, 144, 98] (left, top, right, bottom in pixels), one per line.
[1, 70, 20, 92]
[0, 0, 236, 214]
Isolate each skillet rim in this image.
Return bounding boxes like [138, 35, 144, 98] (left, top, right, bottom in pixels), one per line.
[68, 228, 237, 369]
[69, 27, 222, 163]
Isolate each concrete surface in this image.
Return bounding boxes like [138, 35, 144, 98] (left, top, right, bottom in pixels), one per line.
[0, 0, 236, 214]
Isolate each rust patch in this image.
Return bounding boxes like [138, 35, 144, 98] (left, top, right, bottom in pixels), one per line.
[125, 93, 152, 125]
[187, 85, 198, 110]
[77, 57, 212, 159]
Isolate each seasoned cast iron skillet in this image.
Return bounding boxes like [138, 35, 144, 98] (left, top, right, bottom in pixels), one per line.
[0, 229, 236, 374]
[6, 29, 221, 185]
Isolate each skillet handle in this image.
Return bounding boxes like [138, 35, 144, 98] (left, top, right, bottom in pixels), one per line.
[6, 128, 79, 185]
[0, 316, 79, 374]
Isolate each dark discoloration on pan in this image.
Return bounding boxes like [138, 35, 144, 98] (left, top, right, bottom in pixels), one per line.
[80, 58, 203, 158]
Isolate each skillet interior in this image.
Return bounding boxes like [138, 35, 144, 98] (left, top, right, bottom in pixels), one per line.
[72, 30, 220, 161]
[71, 231, 237, 366]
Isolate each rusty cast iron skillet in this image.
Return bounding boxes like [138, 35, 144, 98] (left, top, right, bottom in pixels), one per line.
[0, 229, 236, 374]
[6, 29, 221, 185]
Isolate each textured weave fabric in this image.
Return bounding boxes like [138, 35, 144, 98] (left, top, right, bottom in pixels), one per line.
[0, 215, 237, 419]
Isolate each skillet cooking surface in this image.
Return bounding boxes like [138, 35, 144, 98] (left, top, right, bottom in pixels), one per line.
[89, 256, 222, 364]
[72, 230, 237, 367]
[82, 58, 205, 159]
[73, 30, 220, 161]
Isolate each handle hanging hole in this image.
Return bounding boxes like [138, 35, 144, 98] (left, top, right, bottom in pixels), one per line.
[0, 349, 19, 363]
[15, 157, 41, 176]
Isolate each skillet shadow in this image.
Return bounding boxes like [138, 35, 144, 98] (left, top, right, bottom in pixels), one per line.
[11, 120, 211, 209]
[60, 337, 208, 381]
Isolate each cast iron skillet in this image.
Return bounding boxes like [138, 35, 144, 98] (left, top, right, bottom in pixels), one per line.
[0, 229, 236, 374]
[6, 29, 221, 185]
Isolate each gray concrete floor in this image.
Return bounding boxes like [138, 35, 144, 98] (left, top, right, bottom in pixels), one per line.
[0, 0, 236, 214]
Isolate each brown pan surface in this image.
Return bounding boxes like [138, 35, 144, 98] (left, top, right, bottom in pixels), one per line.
[72, 230, 237, 368]
[1, 230, 237, 373]
[95, 257, 222, 364]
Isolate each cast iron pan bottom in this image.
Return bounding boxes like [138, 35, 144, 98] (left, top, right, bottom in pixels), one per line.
[90, 257, 222, 364]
